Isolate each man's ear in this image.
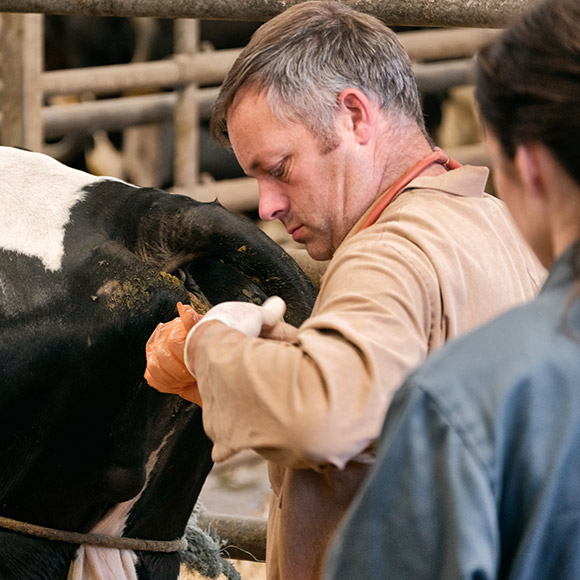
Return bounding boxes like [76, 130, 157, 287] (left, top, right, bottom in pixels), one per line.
[514, 143, 546, 200]
[337, 88, 373, 145]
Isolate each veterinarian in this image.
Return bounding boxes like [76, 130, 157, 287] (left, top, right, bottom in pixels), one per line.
[146, 2, 545, 578]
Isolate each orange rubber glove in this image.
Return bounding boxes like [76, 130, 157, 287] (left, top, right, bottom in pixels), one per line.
[144, 302, 204, 406]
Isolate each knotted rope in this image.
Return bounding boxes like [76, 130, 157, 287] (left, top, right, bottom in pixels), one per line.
[0, 514, 186, 552]
[0, 503, 241, 580]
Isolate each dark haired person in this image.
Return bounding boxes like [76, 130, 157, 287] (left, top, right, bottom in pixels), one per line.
[325, 0, 580, 578]
[145, 2, 544, 578]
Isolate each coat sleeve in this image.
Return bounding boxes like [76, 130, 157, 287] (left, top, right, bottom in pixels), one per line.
[324, 379, 500, 580]
[193, 230, 437, 469]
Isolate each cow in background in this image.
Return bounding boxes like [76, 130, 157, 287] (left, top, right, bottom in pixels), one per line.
[0, 146, 316, 580]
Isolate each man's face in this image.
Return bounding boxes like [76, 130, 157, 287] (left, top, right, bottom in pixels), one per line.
[227, 86, 366, 261]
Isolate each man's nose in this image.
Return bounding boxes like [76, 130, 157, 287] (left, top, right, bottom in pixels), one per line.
[258, 181, 288, 221]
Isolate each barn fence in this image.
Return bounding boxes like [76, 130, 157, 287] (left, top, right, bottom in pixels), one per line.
[0, 0, 524, 567]
[0, 15, 499, 212]
[0, 0, 534, 27]
[0, 1, 533, 210]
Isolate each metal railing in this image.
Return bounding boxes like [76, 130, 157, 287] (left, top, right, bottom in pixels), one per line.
[0, 0, 536, 27]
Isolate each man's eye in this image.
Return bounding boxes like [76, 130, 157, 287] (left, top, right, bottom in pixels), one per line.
[270, 162, 287, 180]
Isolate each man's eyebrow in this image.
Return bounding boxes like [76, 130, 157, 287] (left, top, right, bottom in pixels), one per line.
[249, 159, 264, 174]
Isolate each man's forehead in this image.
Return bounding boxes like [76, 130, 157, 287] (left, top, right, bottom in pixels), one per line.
[227, 89, 296, 172]
[228, 83, 267, 121]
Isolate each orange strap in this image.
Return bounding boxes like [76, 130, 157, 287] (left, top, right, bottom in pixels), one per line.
[357, 148, 461, 232]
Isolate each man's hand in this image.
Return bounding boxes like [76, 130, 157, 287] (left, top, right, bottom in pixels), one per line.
[189, 295, 286, 338]
[145, 297, 286, 404]
[183, 296, 287, 376]
[144, 302, 204, 406]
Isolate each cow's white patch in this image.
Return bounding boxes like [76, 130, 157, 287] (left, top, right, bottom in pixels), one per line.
[67, 429, 176, 580]
[0, 147, 104, 272]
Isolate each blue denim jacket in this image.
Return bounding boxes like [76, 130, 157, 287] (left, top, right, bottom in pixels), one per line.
[325, 247, 580, 580]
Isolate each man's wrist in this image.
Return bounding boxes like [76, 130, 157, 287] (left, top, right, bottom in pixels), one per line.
[183, 319, 229, 376]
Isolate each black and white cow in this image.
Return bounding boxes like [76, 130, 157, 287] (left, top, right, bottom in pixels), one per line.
[0, 146, 316, 579]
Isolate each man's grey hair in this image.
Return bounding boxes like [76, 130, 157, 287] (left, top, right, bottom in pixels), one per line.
[210, 0, 426, 148]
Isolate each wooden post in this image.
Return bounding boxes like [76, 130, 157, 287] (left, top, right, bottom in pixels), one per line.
[0, 13, 44, 151]
[173, 19, 200, 196]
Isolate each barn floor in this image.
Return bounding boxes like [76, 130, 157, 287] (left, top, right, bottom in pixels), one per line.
[182, 450, 270, 580]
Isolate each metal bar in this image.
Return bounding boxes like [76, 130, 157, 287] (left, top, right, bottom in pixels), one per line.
[39, 25, 490, 100]
[42, 93, 176, 139]
[173, 18, 200, 194]
[0, 13, 44, 150]
[415, 59, 474, 94]
[43, 60, 183, 98]
[39, 88, 217, 139]
[42, 49, 240, 98]
[38, 55, 472, 114]
[399, 28, 501, 62]
[0, 0, 539, 28]
[197, 512, 267, 563]
[33, 58, 475, 140]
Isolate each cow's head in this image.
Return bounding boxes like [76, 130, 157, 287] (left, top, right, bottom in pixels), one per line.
[0, 146, 316, 579]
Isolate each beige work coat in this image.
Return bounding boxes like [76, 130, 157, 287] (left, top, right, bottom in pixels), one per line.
[194, 166, 546, 580]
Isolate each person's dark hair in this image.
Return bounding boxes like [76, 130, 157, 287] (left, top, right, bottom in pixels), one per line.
[210, 0, 425, 149]
[475, 0, 580, 277]
[475, 0, 580, 184]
